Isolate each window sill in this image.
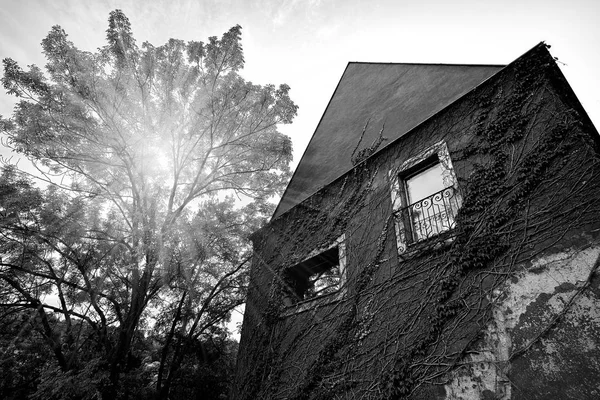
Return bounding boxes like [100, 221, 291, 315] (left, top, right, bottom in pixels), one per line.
[281, 288, 346, 317]
[399, 230, 457, 260]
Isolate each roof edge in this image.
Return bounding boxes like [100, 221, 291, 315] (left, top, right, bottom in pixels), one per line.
[269, 42, 550, 224]
[271, 62, 353, 220]
[364, 42, 549, 168]
[346, 61, 507, 68]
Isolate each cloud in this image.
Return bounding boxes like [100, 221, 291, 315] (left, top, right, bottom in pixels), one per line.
[272, 0, 302, 27]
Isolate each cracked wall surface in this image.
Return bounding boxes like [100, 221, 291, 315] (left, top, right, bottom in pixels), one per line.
[445, 245, 600, 399]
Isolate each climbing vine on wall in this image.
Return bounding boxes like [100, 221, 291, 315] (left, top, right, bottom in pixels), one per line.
[234, 44, 600, 400]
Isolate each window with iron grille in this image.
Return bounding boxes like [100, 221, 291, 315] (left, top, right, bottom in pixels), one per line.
[390, 142, 461, 255]
[399, 159, 460, 243]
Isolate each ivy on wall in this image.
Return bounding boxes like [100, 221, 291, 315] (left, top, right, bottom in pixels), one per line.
[234, 44, 600, 400]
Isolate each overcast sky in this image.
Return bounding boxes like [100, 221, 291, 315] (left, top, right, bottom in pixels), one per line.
[1, 0, 599, 169]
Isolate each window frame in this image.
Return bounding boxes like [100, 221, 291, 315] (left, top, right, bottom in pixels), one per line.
[281, 235, 347, 310]
[389, 142, 461, 257]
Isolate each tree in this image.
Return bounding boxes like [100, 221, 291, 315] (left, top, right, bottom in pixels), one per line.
[0, 9, 296, 399]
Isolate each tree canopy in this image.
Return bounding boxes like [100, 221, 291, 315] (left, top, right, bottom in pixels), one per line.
[0, 9, 296, 399]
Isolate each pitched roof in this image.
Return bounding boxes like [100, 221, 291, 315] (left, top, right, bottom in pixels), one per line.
[273, 61, 505, 219]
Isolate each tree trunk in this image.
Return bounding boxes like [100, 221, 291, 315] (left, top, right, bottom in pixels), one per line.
[156, 291, 187, 399]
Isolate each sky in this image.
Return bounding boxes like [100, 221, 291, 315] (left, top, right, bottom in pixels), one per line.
[1, 0, 599, 171]
[1, 0, 599, 337]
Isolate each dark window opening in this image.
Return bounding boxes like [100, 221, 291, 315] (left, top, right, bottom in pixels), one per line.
[283, 247, 342, 306]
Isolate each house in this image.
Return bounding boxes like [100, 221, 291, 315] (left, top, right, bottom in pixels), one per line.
[233, 43, 600, 400]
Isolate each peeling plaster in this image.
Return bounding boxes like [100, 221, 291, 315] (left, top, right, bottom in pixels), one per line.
[445, 245, 600, 399]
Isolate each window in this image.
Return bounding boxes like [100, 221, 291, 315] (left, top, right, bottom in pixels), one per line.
[401, 159, 460, 242]
[390, 142, 461, 255]
[282, 236, 346, 307]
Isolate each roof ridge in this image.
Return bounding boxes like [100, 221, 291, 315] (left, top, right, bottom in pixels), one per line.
[346, 61, 507, 67]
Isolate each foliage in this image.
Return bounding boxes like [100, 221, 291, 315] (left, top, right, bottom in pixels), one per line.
[0, 9, 296, 399]
[0, 308, 51, 400]
[163, 329, 238, 400]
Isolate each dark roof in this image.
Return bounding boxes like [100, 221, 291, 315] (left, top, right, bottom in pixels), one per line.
[273, 62, 504, 219]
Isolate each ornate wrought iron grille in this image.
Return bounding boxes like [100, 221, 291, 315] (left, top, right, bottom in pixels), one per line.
[396, 186, 460, 243]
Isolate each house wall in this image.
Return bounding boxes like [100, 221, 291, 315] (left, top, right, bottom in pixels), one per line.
[234, 45, 600, 400]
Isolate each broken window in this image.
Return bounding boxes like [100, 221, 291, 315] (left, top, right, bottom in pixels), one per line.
[282, 237, 346, 306]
